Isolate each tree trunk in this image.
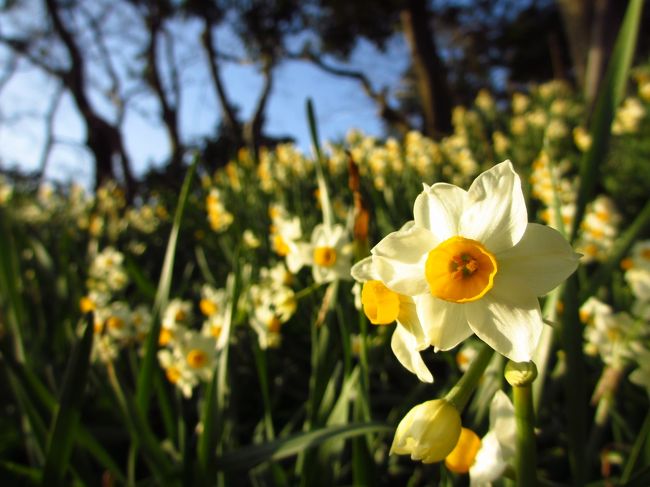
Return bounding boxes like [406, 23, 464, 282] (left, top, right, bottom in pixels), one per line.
[400, 0, 452, 137]
[44, 0, 135, 195]
[556, 0, 626, 106]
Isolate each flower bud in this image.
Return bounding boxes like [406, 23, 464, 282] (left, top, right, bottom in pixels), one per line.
[390, 399, 462, 463]
[504, 360, 538, 387]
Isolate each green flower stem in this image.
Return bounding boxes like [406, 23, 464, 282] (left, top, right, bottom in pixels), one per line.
[445, 344, 494, 412]
[506, 361, 538, 487]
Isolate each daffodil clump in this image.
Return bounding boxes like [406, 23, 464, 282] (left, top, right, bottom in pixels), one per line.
[3, 61, 650, 486]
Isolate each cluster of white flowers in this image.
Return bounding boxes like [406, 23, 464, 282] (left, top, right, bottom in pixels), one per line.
[85, 247, 129, 302]
[622, 240, 650, 395]
[91, 302, 152, 363]
[268, 203, 303, 270]
[529, 153, 621, 263]
[579, 240, 650, 396]
[206, 187, 233, 232]
[157, 297, 220, 397]
[612, 97, 646, 135]
[248, 263, 297, 349]
[126, 202, 165, 234]
[80, 246, 154, 362]
[257, 143, 313, 192]
[580, 297, 636, 368]
[576, 196, 621, 263]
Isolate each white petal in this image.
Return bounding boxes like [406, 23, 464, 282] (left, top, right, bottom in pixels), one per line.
[469, 432, 507, 486]
[415, 294, 473, 351]
[495, 223, 579, 298]
[286, 242, 312, 273]
[413, 183, 466, 240]
[391, 325, 434, 383]
[460, 160, 528, 253]
[489, 390, 516, 460]
[466, 293, 543, 362]
[397, 297, 429, 348]
[310, 223, 327, 245]
[350, 256, 377, 282]
[371, 225, 434, 295]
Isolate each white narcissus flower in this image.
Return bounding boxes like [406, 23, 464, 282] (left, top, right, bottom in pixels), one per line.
[370, 160, 579, 362]
[295, 223, 352, 283]
[444, 390, 515, 486]
[351, 256, 433, 382]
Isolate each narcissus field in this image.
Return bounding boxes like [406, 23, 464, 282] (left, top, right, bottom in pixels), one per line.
[2, 4, 650, 487]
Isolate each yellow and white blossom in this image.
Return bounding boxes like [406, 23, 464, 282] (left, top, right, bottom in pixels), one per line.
[248, 282, 296, 349]
[160, 299, 193, 346]
[351, 256, 433, 382]
[370, 161, 579, 362]
[391, 398, 461, 463]
[580, 297, 635, 366]
[293, 223, 352, 283]
[612, 97, 645, 134]
[206, 188, 233, 232]
[158, 330, 217, 398]
[88, 247, 129, 293]
[445, 390, 515, 485]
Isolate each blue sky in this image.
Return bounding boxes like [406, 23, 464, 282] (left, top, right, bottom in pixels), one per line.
[0, 9, 410, 189]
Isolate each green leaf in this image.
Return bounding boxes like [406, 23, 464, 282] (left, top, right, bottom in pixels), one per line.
[621, 410, 650, 483]
[0, 460, 42, 484]
[306, 98, 334, 228]
[569, 0, 644, 242]
[137, 155, 198, 413]
[215, 422, 393, 472]
[41, 312, 95, 487]
[0, 208, 27, 362]
[622, 465, 650, 487]
[1, 346, 125, 483]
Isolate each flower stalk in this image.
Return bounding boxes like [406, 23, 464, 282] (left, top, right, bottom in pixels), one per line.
[505, 360, 538, 487]
[446, 343, 494, 411]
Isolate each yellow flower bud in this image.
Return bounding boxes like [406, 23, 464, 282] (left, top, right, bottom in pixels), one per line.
[390, 399, 462, 463]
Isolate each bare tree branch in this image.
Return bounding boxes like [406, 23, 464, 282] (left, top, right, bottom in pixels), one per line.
[200, 15, 241, 143]
[289, 49, 412, 136]
[142, 7, 183, 171]
[37, 82, 64, 182]
[244, 57, 273, 155]
[43, 0, 135, 194]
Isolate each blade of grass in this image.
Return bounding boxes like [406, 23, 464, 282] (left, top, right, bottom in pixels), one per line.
[0, 461, 43, 484]
[0, 208, 27, 363]
[621, 409, 650, 483]
[137, 155, 198, 413]
[41, 313, 95, 487]
[1, 345, 125, 483]
[215, 422, 392, 472]
[569, 0, 644, 242]
[306, 98, 334, 228]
